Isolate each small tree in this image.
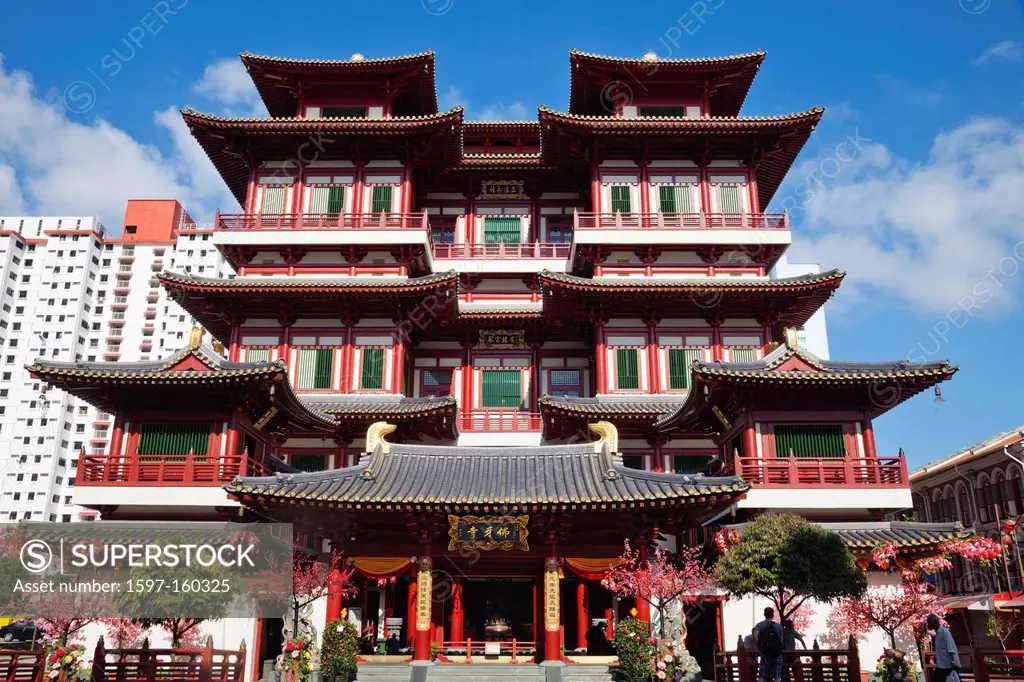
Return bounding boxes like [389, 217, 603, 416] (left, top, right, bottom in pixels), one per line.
[987, 612, 1018, 650]
[827, 581, 946, 650]
[321, 618, 358, 681]
[613, 617, 656, 681]
[287, 550, 356, 640]
[602, 540, 715, 638]
[102, 619, 148, 648]
[715, 514, 866, 620]
[133, 618, 205, 648]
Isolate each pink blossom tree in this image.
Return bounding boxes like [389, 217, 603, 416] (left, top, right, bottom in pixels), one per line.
[286, 550, 356, 639]
[101, 619, 148, 649]
[602, 540, 716, 638]
[826, 581, 947, 650]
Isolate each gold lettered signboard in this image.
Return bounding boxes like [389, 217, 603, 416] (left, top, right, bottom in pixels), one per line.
[480, 179, 526, 199]
[478, 329, 526, 350]
[448, 514, 529, 551]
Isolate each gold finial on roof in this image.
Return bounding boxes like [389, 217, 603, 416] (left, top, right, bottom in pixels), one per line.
[212, 339, 225, 356]
[588, 421, 619, 454]
[188, 325, 205, 348]
[366, 421, 397, 454]
[783, 326, 799, 350]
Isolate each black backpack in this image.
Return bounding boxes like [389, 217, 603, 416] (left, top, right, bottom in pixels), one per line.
[758, 623, 784, 657]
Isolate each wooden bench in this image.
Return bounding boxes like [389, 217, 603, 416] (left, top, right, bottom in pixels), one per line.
[89, 636, 246, 682]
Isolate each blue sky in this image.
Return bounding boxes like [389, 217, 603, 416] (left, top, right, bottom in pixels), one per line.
[1, 0, 1023, 467]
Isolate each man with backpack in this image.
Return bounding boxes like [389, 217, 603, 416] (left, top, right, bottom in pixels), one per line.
[754, 607, 785, 682]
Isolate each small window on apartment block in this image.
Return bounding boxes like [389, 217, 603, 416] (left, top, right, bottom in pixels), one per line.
[481, 369, 521, 408]
[482, 217, 521, 244]
[296, 348, 333, 390]
[615, 348, 640, 389]
[360, 348, 385, 390]
[772, 424, 846, 459]
[667, 348, 703, 389]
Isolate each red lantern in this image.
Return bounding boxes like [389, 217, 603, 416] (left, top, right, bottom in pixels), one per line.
[1003, 535, 1014, 546]
[1004, 519, 1018, 533]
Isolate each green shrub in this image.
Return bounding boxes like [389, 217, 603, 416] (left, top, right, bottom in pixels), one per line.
[613, 617, 654, 681]
[320, 618, 358, 681]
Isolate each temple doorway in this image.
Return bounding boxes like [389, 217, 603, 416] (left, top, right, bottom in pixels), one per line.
[460, 578, 535, 643]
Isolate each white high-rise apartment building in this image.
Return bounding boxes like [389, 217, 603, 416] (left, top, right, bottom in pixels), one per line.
[0, 200, 231, 522]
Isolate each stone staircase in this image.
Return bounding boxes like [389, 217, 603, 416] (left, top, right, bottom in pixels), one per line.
[426, 663, 545, 682]
[356, 662, 415, 682]
[563, 664, 619, 682]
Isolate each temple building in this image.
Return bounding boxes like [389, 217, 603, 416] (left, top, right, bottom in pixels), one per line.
[29, 48, 962, 679]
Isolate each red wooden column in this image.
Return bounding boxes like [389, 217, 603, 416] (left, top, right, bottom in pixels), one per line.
[326, 567, 345, 623]
[392, 324, 406, 395]
[278, 319, 293, 369]
[644, 313, 660, 394]
[604, 607, 614, 640]
[862, 418, 878, 459]
[413, 557, 433, 661]
[634, 541, 651, 624]
[594, 321, 607, 393]
[406, 580, 417, 649]
[224, 413, 240, 459]
[576, 581, 588, 651]
[109, 416, 125, 458]
[449, 579, 464, 644]
[543, 557, 562, 661]
[460, 338, 474, 415]
[340, 318, 356, 393]
[648, 435, 667, 474]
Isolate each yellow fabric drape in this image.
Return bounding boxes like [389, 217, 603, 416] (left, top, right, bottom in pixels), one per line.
[564, 557, 622, 579]
[350, 557, 413, 578]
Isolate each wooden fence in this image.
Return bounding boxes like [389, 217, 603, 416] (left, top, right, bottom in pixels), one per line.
[922, 647, 1024, 682]
[715, 637, 861, 682]
[0, 650, 44, 682]
[89, 636, 246, 682]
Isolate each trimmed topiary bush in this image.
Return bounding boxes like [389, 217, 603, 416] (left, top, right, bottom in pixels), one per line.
[614, 617, 655, 681]
[320, 618, 358, 682]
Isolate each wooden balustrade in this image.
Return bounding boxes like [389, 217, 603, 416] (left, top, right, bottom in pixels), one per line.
[574, 211, 789, 231]
[458, 411, 543, 433]
[432, 242, 571, 259]
[443, 639, 536, 663]
[215, 212, 429, 231]
[90, 636, 246, 682]
[715, 637, 860, 682]
[78, 453, 270, 487]
[735, 454, 908, 487]
[0, 649, 44, 682]
[923, 647, 1024, 682]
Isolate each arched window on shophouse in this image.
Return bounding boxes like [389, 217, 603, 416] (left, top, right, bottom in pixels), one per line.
[930, 488, 944, 523]
[956, 482, 974, 527]
[940, 486, 957, 523]
[976, 473, 993, 524]
[994, 471, 1009, 520]
[1006, 466, 1023, 517]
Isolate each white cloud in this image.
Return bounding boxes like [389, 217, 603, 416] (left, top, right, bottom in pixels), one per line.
[788, 118, 1024, 315]
[438, 84, 530, 121]
[192, 57, 266, 116]
[972, 40, 1024, 66]
[0, 54, 239, 228]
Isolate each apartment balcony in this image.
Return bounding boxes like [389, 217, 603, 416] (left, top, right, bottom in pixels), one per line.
[734, 454, 912, 514]
[118, 254, 134, 263]
[146, 294, 159, 303]
[144, 308, 157, 319]
[213, 212, 432, 250]
[102, 352, 120, 360]
[108, 318, 125, 327]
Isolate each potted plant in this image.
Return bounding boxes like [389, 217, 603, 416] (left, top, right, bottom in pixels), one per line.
[45, 644, 84, 682]
[875, 649, 919, 682]
[320, 618, 358, 682]
[613, 617, 655, 682]
[277, 637, 315, 682]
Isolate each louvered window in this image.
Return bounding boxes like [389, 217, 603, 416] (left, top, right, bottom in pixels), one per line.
[481, 369, 521, 408]
[321, 106, 367, 118]
[548, 222, 573, 243]
[668, 348, 702, 389]
[483, 217, 521, 244]
[290, 454, 327, 472]
[638, 105, 686, 117]
[673, 455, 711, 474]
[297, 348, 333, 390]
[549, 369, 582, 397]
[246, 347, 271, 363]
[370, 186, 393, 213]
[421, 369, 452, 397]
[715, 185, 743, 213]
[260, 186, 286, 214]
[309, 185, 345, 214]
[772, 424, 846, 459]
[615, 349, 640, 389]
[658, 185, 697, 213]
[137, 422, 210, 459]
[731, 348, 757, 362]
[610, 186, 632, 213]
[361, 348, 385, 390]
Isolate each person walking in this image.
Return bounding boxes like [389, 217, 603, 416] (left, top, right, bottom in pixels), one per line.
[928, 614, 961, 682]
[754, 607, 784, 682]
[782, 619, 806, 650]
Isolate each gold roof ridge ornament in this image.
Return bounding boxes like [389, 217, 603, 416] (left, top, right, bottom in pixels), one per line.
[188, 324, 205, 349]
[783, 326, 799, 351]
[588, 421, 618, 454]
[366, 421, 397, 454]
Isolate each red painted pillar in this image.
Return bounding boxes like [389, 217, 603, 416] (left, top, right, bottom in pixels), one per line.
[461, 341, 473, 416]
[862, 419, 878, 459]
[413, 557, 432, 661]
[635, 542, 651, 624]
[576, 582, 588, 651]
[392, 332, 406, 395]
[228, 325, 240, 362]
[533, 581, 539, 651]
[326, 568, 345, 623]
[278, 322, 292, 369]
[109, 417, 125, 457]
[591, 164, 601, 212]
[646, 318, 659, 394]
[543, 557, 561, 661]
[594, 322, 607, 393]
[450, 580, 464, 644]
[406, 580, 417, 649]
[711, 318, 723, 361]
[341, 323, 354, 393]
[639, 163, 650, 214]
[225, 413, 240, 458]
[604, 607, 614, 640]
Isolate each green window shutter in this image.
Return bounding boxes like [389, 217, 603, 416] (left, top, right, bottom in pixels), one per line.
[668, 348, 702, 389]
[370, 186, 393, 213]
[481, 369, 521, 408]
[483, 217, 522, 244]
[616, 348, 639, 389]
[731, 348, 757, 363]
[310, 185, 345, 214]
[658, 186, 677, 213]
[716, 185, 743, 213]
[321, 106, 368, 118]
[137, 423, 211, 458]
[290, 454, 327, 472]
[549, 369, 581, 398]
[314, 348, 333, 389]
[296, 349, 318, 389]
[773, 424, 846, 459]
[260, 186, 286, 214]
[610, 186, 632, 213]
[675, 186, 696, 212]
[673, 455, 711, 474]
[246, 347, 271, 363]
[326, 186, 346, 213]
[361, 348, 385, 390]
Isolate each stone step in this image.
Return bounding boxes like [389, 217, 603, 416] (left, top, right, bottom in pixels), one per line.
[426, 664, 544, 682]
[563, 664, 618, 682]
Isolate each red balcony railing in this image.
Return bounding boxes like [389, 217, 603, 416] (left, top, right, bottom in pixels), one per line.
[736, 455, 908, 488]
[79, 453, 271, 487]
[215, 212, 430, 231]
[458, 411, 543, 433]
[432, 242, 571, 259]
[574, 211, 789, 230]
